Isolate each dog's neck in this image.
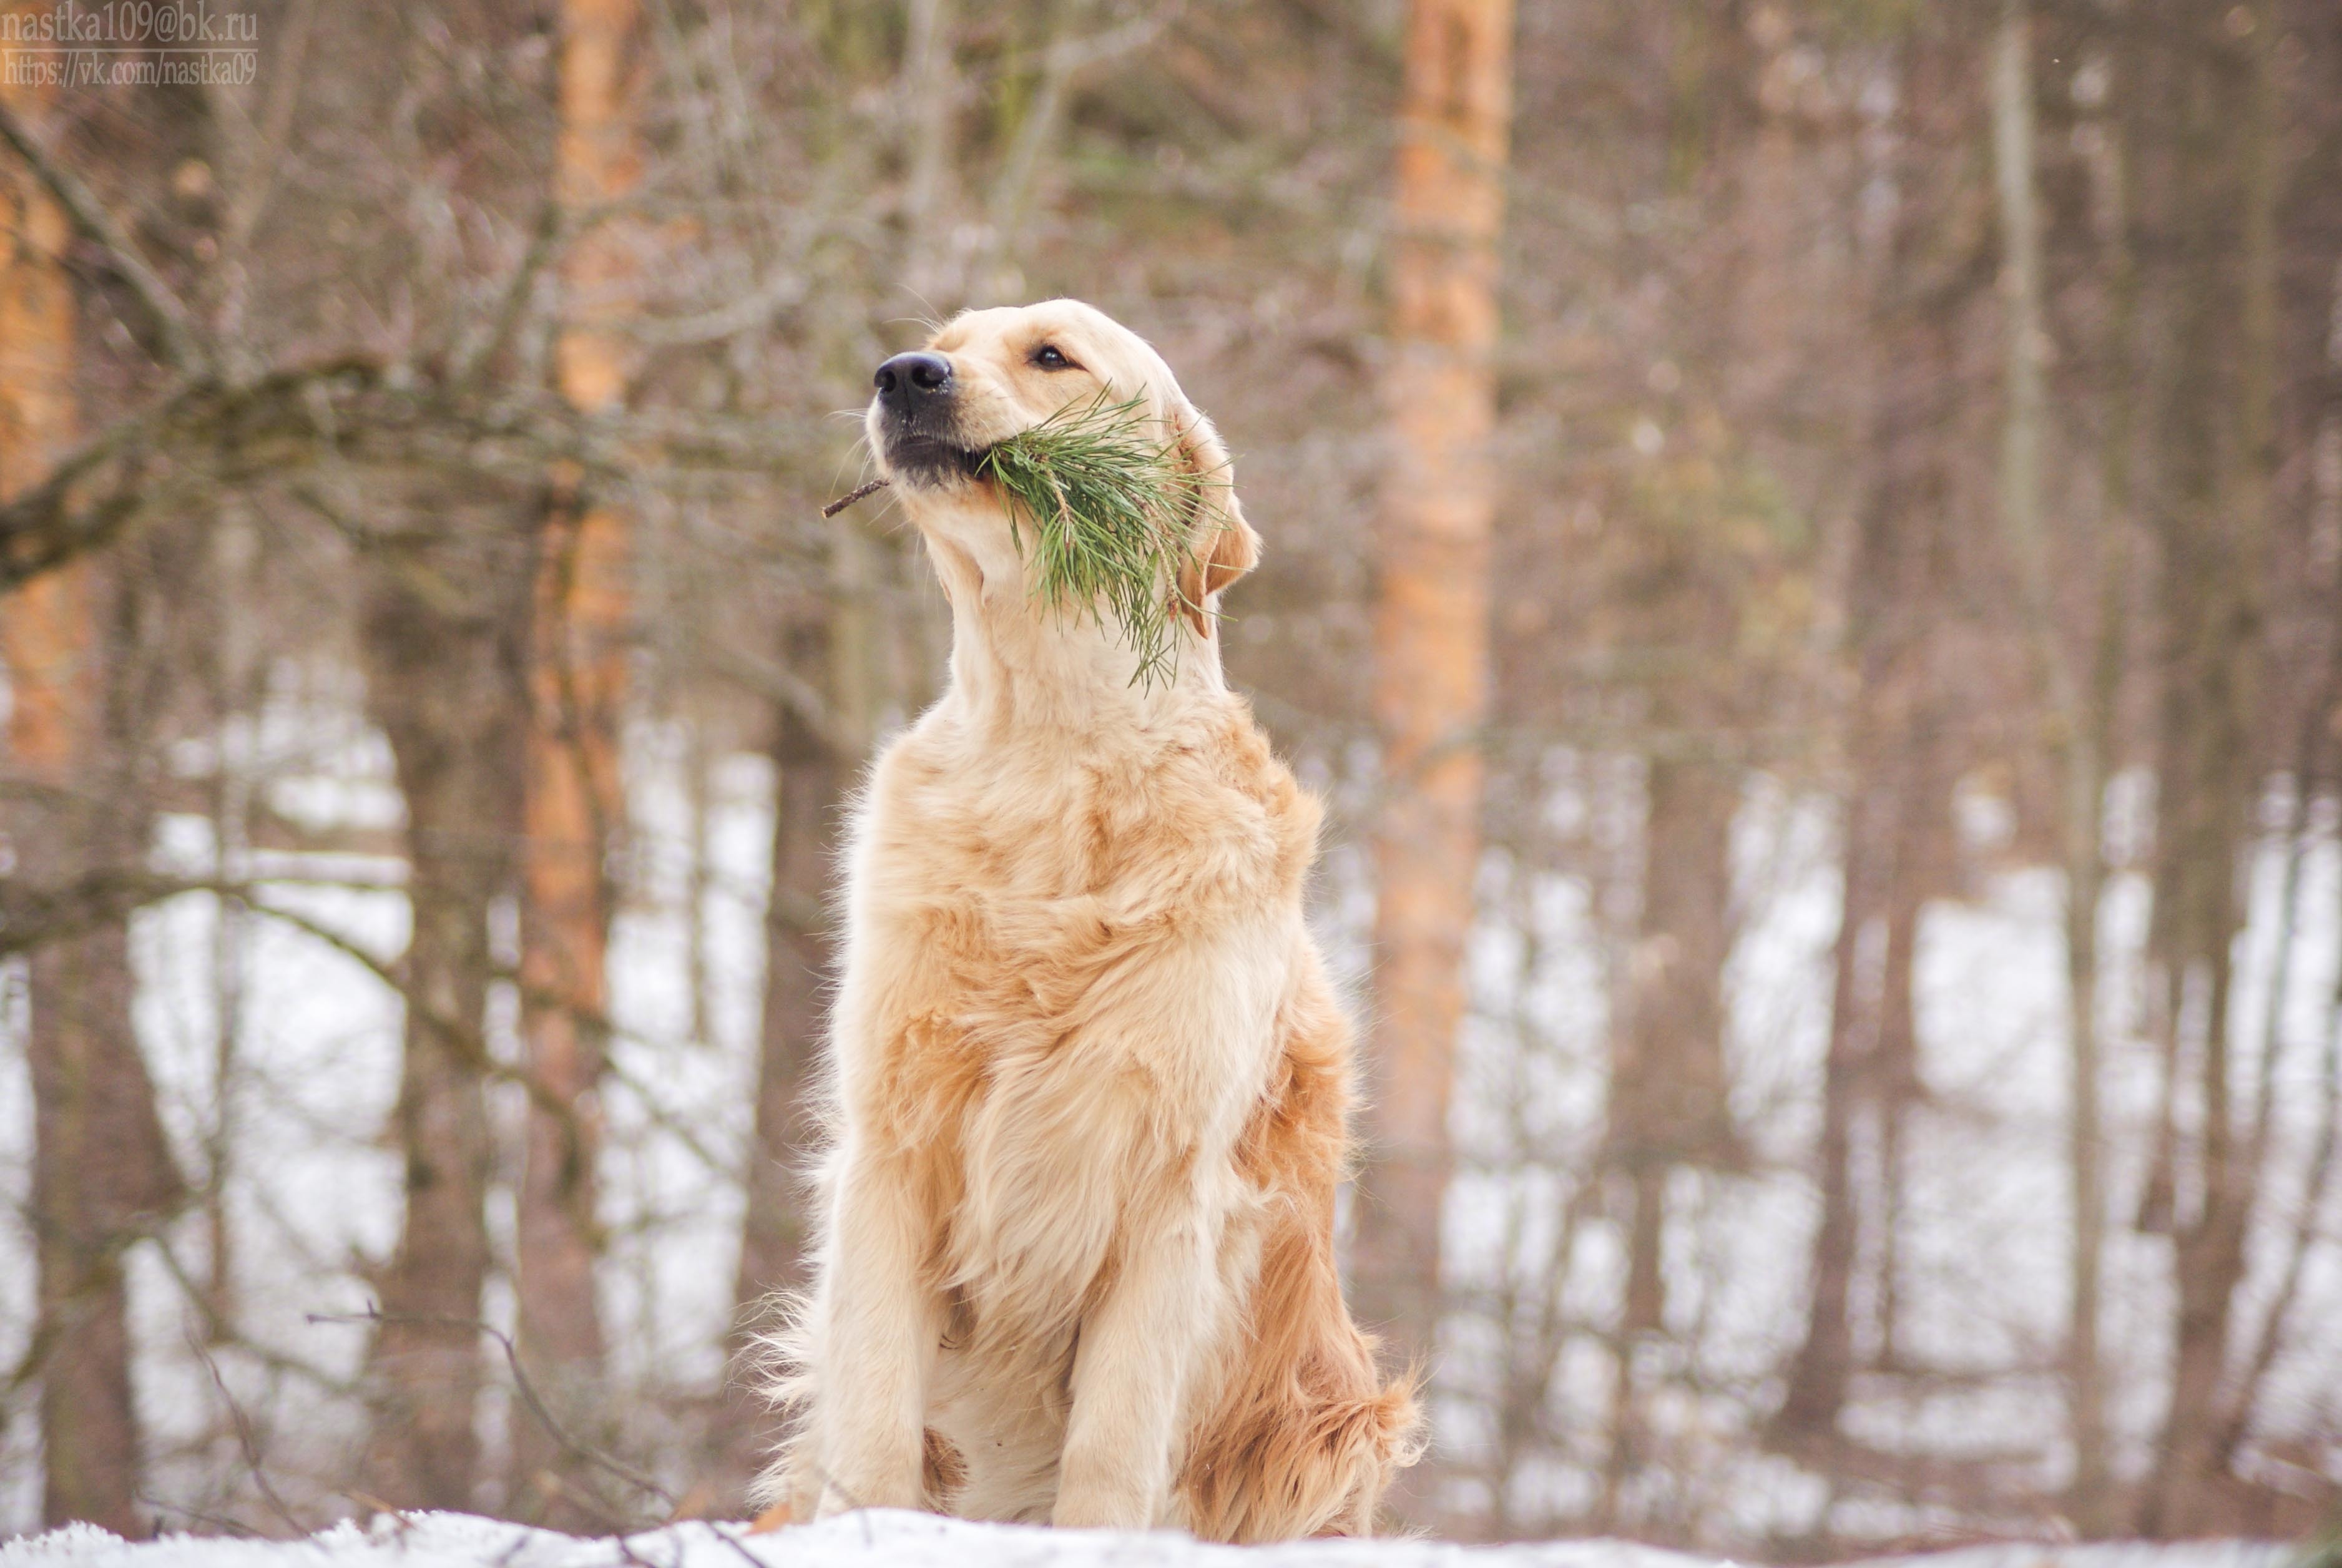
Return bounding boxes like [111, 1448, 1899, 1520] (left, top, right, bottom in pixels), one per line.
[916, 516, 1228, 737]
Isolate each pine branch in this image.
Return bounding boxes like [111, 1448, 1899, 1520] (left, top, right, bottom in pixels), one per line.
[981, 392, 1215, 687]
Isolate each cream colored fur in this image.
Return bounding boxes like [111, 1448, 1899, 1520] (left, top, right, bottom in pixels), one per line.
[757, 300, 1419, 1541]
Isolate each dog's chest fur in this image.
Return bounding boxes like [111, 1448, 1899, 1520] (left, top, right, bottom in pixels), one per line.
[838, 695, 1320, 1327]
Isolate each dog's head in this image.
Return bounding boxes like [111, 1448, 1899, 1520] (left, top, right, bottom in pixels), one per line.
[863, 299, 1260, 621]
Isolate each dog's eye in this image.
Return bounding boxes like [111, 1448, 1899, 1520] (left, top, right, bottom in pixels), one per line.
[1031, 343, 1077, 371]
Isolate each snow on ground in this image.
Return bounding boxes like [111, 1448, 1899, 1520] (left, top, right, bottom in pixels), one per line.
[0, 1513, 2305, 1568]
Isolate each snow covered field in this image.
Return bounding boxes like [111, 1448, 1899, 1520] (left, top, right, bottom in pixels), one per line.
[0, 1512, 2311, 1568]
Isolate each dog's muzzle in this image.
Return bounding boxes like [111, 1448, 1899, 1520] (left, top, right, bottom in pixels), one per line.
[873, 351, 985, 488]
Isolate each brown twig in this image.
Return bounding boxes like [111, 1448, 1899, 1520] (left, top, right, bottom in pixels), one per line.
[610, 1530, 669, 1568]
[529, 1469, 640, 1537]
[490, 1527, 541, 1567]
[703, 1521, 783, 1568]
[821, 478, 889, 517]
[337, 1491, 418, 1538]
[140, 1493, 262, 1538]
[309, 1308, 678, 1512]
[189, 1333, 305, 1537]
[531, 1471, 772, 1568]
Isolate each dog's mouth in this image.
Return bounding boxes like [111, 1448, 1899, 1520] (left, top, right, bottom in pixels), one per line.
[888, 436, 990, 488]
[876, 416, 992, 491]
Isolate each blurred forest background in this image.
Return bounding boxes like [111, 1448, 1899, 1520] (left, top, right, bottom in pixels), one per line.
[3, 0, 2340, 1554]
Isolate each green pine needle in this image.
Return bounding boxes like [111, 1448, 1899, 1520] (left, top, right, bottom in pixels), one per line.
[978, 393, 1222, 687]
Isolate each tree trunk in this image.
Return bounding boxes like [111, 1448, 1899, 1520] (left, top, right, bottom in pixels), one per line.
[1595, 9, 1777, 1511]
[2070, 24, 2142, 1529]
[19, 830, 182, 1537]
[511, 491, 624, 1521]
[1355, 6, 1517, 1481]
[1775, 16, 1976, 1436]
[511, 0, 641, 1521]
[2136, 0, 2276, 1534]
[719, 613, 843, 1499]
[358, 516, 532, 1515]
[1774, 743, 1884, 1449]
[1994, 0, 2137, 1524]
[1601, 752, 1737, 1519]
[1614, 755, 1739, 1175]
[3, 41, 185, 1534]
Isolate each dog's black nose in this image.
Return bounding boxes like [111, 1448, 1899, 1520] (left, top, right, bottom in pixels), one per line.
[875, 351, 952, 404]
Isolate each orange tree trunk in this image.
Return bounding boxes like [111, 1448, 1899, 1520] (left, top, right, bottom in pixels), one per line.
[1, 14, 80, 773]
[510, 0, 640, 1522]
[1352, 0, 1515, 1498]
[2, 22, 185, 1532]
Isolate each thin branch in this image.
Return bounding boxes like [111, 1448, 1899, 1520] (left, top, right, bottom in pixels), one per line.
[820, 478, 888, 518]
[336, 1491, 419, 1537]
[308, 1308, 678, 1513]
[1054, 1, 1183, 74]
[702, 644, 857, 765]
[217, 0, 321, 263]
[190, 1333, 305, 1536]
[0, 354, 813, 590]
[985, 0, 1183, 249]
[453, 197, 568, 386]
[0, 865, 391, 959]
[982, 0, 1090, 253]
[0, 356, 382, 588]
[622, 267, 807, 348]
[140, 1494, 262, 1538]
[0, 866, 778, 1192]
[0, 94, 210, 373]
[144, 1232, 361, 1400]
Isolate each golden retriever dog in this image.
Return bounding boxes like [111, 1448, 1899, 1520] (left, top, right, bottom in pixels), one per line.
[758, 300, 1420, 1541]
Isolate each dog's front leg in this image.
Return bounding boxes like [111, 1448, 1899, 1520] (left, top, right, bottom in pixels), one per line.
[1053, 1206, 1221, 1529]
[810, 1148, 941, 1519]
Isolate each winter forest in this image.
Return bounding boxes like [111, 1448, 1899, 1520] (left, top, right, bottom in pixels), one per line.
[1, 0, 2339, 1555]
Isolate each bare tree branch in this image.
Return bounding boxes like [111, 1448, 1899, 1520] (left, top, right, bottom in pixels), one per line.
[452, 197, 568, 386]
[190, 1333, 306, 1536]
[0, 355, 815, 590]
[0, 94, 212, 374]
[308, 1308, 677, 1514]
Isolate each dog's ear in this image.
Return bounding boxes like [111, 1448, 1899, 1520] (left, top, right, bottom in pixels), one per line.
[1171, 401, 1260, 629]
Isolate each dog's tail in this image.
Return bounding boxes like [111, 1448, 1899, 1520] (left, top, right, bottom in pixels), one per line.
[1176, 1203, 1426, 1542]
[1306, 1366, 1425, 1536]
[1178, 1337, 1423, 1542]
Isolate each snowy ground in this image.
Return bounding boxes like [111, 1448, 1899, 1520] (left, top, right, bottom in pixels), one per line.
[0, 1513, 2308, 1568]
